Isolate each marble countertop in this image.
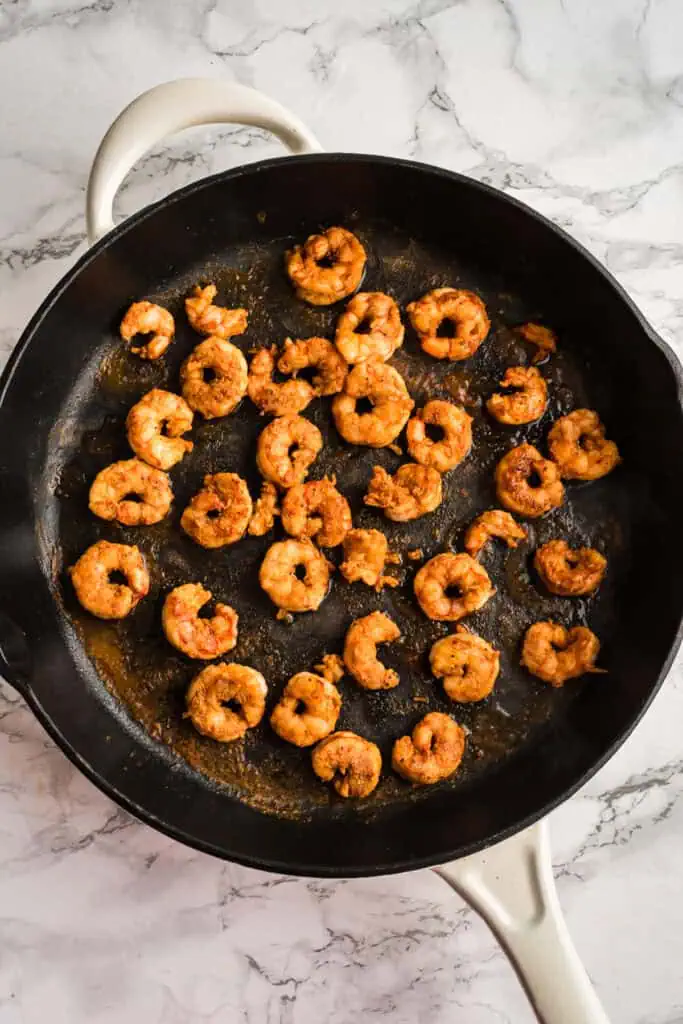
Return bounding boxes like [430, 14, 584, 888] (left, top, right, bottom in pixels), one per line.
[2, 1, 683, 1021]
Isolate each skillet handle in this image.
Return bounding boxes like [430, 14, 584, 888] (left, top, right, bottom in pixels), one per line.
[435, 820, 610, 1023]
[86, 77, 322, 244]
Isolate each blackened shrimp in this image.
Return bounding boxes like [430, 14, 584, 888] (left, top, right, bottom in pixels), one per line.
[285, 226, 366, 305]
[521, 621, 604, 687]
[406, 400, 472, 473]
[120, 301, 174, 360]
[335, 292, 404, 364]
[270, 672, 341, 747]
[256, 415, 322, 489]
[534, 539, 607, 596]
[70, 541, 149, 620]
[495, 443, 564, 518]
[162, 583, 238, 660]
[343, 611, 401, 690]
[407, 288, 489, 361]
[281, 477, 352, 547]
[414, 552, 494, 621]
[464, 510, 528, 558]
[392, 712, 466, 784]
[185, 284, 247, 339]
[332, 361, 413, 448]
[430, 626, 500, 702]
[364, 463, 442, 521]
[312, 731, 382, 798]
[186, 663, 266, 742]
[126, 388, 193, 470]
[487, 366, 548, 425]
[89, 458, 172, 526]
[181, 472, 252, 549]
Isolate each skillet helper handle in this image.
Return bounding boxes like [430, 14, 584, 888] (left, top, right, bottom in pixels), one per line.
[435, 820, 610, 1024]
[86, 77, 322, 244]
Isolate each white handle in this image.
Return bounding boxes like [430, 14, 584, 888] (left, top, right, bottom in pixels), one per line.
[86, 77, 322, 244]
[435, 820, 609, 1024]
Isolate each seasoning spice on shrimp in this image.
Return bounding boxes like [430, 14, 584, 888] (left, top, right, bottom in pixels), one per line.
[312, 731, 382, 798]
[285, 226, 366, 305]
[185, 284, 247, 339]
[259, 539, 331, 613]
[407, 288, 489, 361]
[430, 626, 500, 702]
[70, 541, 149, 620]
[487, 366, 548, 425]
[186, 663, 266, 742]
[521, 621, 604, 686]
[270, 672, 341, 747]
[120, 301, 174, 360]
[414, 553, 494, 622]
[464, 510, 528, 558]
[339, 528, 399, 590]
[180, 336, 248, 419]
[364, 463, 443, 521]
[162, 583, 238, 660]
[256, 415, 322, 489]
[332, 361, 414, 448]
[335, 292, 404, 364]
[126, 389, 193, 470]
[181, 473, 252, 549]
[547, 409, 620, 481]
[406, 400, 472, 473]
[534, 539, 607, 596]
[89, 458, 172, 526]
[343, 611, 401, 691]
[392, 712, 466, 784]
[495, 443, 564, 518]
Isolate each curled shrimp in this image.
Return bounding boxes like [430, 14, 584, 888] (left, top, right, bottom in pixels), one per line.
[407, 288, 490, 361]
[270, 672, 341, 747]
[89, 458, 172, 526]
[464, 509, 528, 558]
[430, 625, 500, 702]
[281, 477, 352, 547]
[126, 388, 194, 470]
[521, 620, 603, 686]
[162, 583, 238, 660]
[534, 539, 607, 596]
[312, 731, 382, 798]
[185, 284, 247, 339]
[343, 611, 401, 690]
[70, 540, 149, 620]
[406, 400, 472, 473]
[180, 337, 248, 419]
[392, 712, 466, 784]
[278, 337, 347, 396]
[259, 539, 331, 613]
[247, 345, 314, 417]
[414, 552, 494, 622]
[181, 472, 253, 549]
[487, 366, 548, 425]
[547, 409, 620, 481]
[335, 292, 404, 364]
[332, 361, 414, 448]
[248, 482, 280, 537]
[340, 528, 399, 590]
[517, 322, 557, 364]
[186, 663, 267, 742]
[495, 443, 564, 518]
[285, 226, 366, 305]
[256, 415, 322, 489]
[364, 463, 442, 521]
[120, 301, 174, 360]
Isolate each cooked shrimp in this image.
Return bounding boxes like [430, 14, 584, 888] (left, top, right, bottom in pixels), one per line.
[547, 409, 620, 481]
[312, 731, 382, 798]
[186, 663, 266, 742]
[487, 366, 548, 425]
[247, 345, 314, 417]
[256, 415, 322, 489]
[332, 361, 414, 447]
[392, 712, 465, 784]
[430, 625, 500, 702]
[517, 322, 557, 364]
[120, 301, 174, 360]
[259, 539, 330, 613]
[126, 388, 194, 470]
[185, 284, 247, 339]
[414, 552, 494, 621]
[406, 288, 490, 361]
[495, 443, 564, 518]
[314, 653, 345, 684]
[70, 540, 149, 620]
[364, 463, 442, 521]
[534, 539, 607, 596]
[162, 583, 238, 660]
[335, 292, 404, 364]
[270, 672, 341, 747]
[278, 337, 347, 396]
[248, 481, 280, 536]
[89, 458, 172, 526]
[343, 611, 401, 690]
[340, 528, 398, 590]
[285, 226, 366, 305]
[180, 337, 248, 419]
[280, 477, 352, 547]
[464, 510, 528, 558]
[181, 472, 253, 549]
[406, 400, 472, 473]
[521, 620, 603, 686]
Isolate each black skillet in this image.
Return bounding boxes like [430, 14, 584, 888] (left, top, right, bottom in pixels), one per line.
[1, 79, 682, 1022]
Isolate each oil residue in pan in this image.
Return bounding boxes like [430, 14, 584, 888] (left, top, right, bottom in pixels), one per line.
[54, 218, 633, 822]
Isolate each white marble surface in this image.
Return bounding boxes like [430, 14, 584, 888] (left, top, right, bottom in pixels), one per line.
[2, 1, 683, 1021]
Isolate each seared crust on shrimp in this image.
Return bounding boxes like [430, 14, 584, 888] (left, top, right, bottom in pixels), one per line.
[248, 482, 280, 536]
[312, 731, 382, 798]
[430, 626, 500, 702]
[126, 389, 193, 470]
[186, 663, 266, 742]
[181, 472, 252, 549]
[487, 366, 548, 425]
[281, 477, 352, 547]
[180, 337, 248, 419]
[407, 288, 489, 361]
[340, 528, 398, 590]
[285, 226, 366, 305]
[247, 345, 314, 417]
[332, 361, 414, 448]
[259, 539, 330, 613]
[414, 553, 494, 621]
[120, 301, 174, 360]
[406, 400, 472, 473]
[278, 337, 347, 396]
[185, 284, 247, 339]
[343, 611, 401, 690]
[521, 621, 603, 686]
[547, 409, 620, 481]
[464, 510, 528, 558]
[162, 583, 238, 660]
[256, 415, 322, 489]
[335, 292, 404, 364]
[392, 712, 466, 784]
[70, 541, 149, 619]
[517, 322, 557, 364]
[89, 458, 172, 526]
[364, 463, 442, 521]
[534, 539, 607, 596]
[270, 672, 341, 747]
[495, 443, 564, 518]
